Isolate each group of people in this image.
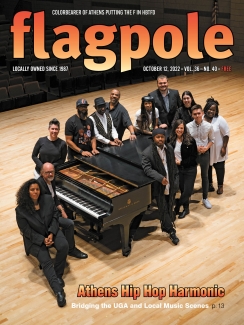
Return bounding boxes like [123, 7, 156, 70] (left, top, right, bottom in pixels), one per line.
[15, 75, 230, 307]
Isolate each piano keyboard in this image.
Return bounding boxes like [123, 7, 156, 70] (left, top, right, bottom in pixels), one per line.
[56, 186, 106, 219]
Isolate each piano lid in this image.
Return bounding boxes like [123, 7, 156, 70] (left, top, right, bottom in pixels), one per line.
[74, 150, 153, 188]
[97, 135, 153, 167]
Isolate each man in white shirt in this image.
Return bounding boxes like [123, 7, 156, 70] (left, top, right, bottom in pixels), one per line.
[187, 105, 215, 209]
[89, 97, 122, 147]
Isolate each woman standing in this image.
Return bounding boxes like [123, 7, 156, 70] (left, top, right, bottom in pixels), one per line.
[134, 96, 159, 135]
[172, 90, 196, 126]
[169, 119, 198, 218]
[16, 179, 69, 307]
[32, 118, 67, 178]
[203, 97, 230, 194]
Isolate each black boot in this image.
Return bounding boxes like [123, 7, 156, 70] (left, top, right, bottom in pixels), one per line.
[169, 231, 179, 245]
[178, 207, 190, 219]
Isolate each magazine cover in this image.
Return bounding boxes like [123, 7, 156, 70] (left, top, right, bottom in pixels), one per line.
[0, 1, 243, 324]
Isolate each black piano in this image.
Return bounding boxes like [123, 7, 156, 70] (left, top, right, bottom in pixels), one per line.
[55, 135, 153, 257]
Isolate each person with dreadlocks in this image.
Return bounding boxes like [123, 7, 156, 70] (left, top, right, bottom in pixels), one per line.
[169, 119, 198, 219]
[133, 96, 159, 135]
[141, 129, 179, 245]
[203, 97, 230, 194]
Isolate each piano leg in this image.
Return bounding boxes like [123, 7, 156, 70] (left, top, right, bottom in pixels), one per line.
[119, 210, 145, 257]
[119, 223, 131, 257]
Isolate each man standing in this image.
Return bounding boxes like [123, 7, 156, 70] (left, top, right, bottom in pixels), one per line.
[142, 129, 179, 245]
[187, 104, 214, 209]
[89, 97, 122, 147]
[65, 98, 99, 160]
[38, 162, 88, 259]
[149, 75, 181, 131]
[106, 89, 136, 141]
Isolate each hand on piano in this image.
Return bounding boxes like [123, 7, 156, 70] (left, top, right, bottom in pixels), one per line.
[91, 149, 100, 155]
[81, 151, 93, 157]
[129, 134, 137, 141]
[112, 139, 123, 146]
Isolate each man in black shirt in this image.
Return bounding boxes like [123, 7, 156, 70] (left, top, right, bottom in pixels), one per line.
[65, 99, 99, 160]
[106, 89, 136, 141]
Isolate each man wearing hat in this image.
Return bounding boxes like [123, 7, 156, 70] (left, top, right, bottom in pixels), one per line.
[141, 128, 179, 245]
[65, 98, 99, 160]
[89, 97, 122, 147]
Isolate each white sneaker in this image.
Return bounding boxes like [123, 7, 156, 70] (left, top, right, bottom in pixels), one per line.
[202, 198, 212, 209]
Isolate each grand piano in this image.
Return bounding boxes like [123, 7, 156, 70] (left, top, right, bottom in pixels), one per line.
[55, 135, 153, 257]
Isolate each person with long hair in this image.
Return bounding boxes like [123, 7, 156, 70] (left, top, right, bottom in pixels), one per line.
[203, 97, 230, 194]
[134, 96, 159, 135]
[16, 179, 69, 307]
[171, 90, 196, 126]
[32, 118, 67, 179]
[169, 119, 198, 218]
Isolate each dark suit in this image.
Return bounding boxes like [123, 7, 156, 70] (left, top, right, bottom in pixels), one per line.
[37, 176, 76, 253]
[148, 89, 181, 129]
[16, 194, 69, 294]
[142, 143, 179, 233]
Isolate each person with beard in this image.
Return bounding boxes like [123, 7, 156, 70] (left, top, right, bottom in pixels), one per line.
[148, 75, 181, 135]
[89, 97, 122, 147]
[141, 129, 179, 245]
[32, 118, 67, 179]
[105, 89, 136, 141]
[37, 163, 88, 259]
[65, 99, 99, 160]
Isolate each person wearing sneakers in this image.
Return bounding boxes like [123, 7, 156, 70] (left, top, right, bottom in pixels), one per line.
[142, 128, 179, 245]
[187, 104, 215, 209]
[203, 97, 230, 195]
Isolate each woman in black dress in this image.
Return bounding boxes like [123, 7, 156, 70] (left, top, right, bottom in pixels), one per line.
[169, 119, 198, 218]
[16, 179, 68, 307]
[32, 118, 67, 178]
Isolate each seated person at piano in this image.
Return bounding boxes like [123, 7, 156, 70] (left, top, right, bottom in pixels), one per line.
[89, 97, 122, 147]
[133, 96, 159, 135]
[65, 98, 99, 160]
[16, 179, 68, 307]
[37, 162, 88, 259]
[32, 118, 67, 179]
